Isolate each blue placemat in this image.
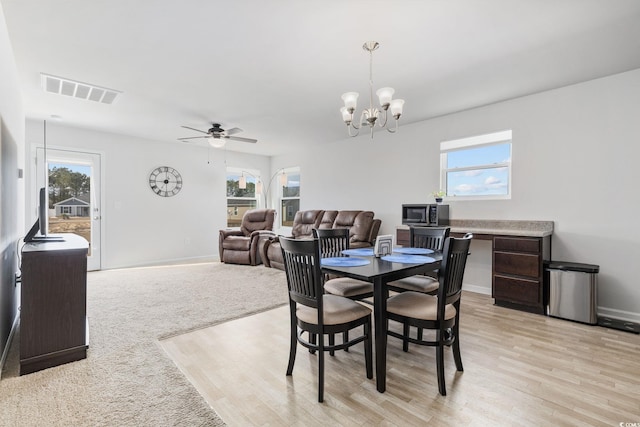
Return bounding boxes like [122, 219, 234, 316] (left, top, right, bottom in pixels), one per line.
[341, 248, 375, 256]
[393, 247, 434, 255]
[321, 257, 371, 267]
[381, 255, 436, 264]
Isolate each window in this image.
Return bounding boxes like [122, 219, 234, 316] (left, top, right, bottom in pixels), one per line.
[226, 168, 259, 227]
[440, 130, 512, 199]
[279, 167, 300, 227]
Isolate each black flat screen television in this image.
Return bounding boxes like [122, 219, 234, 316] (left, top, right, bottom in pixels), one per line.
[24, 187, 63, 243]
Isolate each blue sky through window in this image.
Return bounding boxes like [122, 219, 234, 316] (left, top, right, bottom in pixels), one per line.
[445, 143, 510, 196]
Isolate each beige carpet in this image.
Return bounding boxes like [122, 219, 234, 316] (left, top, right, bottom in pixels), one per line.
[0, 262, 288, 427]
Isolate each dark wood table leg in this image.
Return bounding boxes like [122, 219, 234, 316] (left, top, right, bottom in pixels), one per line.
[373, 277, 388, 392]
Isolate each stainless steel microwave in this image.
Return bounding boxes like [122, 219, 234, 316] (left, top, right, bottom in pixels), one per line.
[402, 204, 449, 226]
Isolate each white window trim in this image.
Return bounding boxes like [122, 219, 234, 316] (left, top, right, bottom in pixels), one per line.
[440, 130, 512, 201]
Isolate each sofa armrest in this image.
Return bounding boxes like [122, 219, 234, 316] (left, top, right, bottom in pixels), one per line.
[220, 229, 244, 239]
[219, 229, 245, 262]
[250, 230, 276, 265]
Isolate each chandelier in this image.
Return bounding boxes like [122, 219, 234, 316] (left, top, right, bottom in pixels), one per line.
[340, 41, 405, 138]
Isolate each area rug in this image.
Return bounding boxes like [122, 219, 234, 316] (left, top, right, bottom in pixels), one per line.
[0, 262, 288, 426]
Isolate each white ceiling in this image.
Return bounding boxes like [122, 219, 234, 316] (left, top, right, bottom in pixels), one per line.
[3, 0, 640, 156]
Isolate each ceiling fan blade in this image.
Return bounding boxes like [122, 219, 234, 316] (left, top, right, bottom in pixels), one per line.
[178, 136, 208, 141]
[223, 127, 243, 136]
[181, 125, 209, 135]
[227, 136, 257, 143]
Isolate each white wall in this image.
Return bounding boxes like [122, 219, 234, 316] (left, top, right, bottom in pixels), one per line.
[25, 121, 271, 269]
[0, 2, 25, 367]
[272, 68, 640, 323]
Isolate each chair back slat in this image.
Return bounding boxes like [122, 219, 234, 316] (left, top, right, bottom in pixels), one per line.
[437, 234, 473, 308]
[281, 237, 323, 309]
[410, 226, 450, 251]
[313, 228, 350, 258]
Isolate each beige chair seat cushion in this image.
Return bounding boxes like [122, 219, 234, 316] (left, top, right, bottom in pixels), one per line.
[297, 294, 371, 325]
[324, 277, 373, 297]
[388, 275, 439, 294]
[387, 291, 456, 321]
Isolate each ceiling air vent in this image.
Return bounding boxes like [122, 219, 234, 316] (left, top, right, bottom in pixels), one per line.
[40, 73, 122, 104]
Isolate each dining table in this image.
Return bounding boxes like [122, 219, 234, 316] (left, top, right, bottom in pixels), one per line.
[321, 248, 442, 393]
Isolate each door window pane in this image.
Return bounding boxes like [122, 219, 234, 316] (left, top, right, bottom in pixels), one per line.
[48, 163, 92, 254]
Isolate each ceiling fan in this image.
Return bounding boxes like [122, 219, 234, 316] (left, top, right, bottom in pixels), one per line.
[178, 123, 257, 147]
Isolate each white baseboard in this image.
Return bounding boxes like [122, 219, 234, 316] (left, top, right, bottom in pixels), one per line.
[104, 255, 218, 270]
[462, 282, 491, 296]
[0, 312, 20, 379]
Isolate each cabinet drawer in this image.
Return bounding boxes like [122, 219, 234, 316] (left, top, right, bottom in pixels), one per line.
[494, 251, 540, 277]
[494, 236, 540, 253]
[493, 274, 541, 305]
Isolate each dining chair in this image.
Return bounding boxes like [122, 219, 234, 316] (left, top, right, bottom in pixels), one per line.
[280, 236, 373, 403]
[386, 234, 473, 396]
[387, 226, 450, 295]
[313, 228, 374, 300]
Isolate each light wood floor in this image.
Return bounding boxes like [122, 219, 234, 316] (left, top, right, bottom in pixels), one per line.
[160, 292, 640, 426]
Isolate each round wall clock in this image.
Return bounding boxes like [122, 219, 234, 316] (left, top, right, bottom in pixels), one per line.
[149, 166, 183, 197]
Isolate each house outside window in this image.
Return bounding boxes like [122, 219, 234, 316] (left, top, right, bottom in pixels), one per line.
[226, 167, 259, 227]
[279, 167, 300, 227]
[440, 130, 512, 200]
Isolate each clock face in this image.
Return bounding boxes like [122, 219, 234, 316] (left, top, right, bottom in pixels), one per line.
[149, 166, 183, 197]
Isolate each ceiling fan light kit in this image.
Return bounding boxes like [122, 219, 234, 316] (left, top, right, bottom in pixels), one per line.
[178, 123, 257, 147]
[340, 41, 404, 139]
[207, 135, 227, 148]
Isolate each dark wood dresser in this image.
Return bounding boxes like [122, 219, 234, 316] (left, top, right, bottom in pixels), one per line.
[397, 220, 553, 314]
[20, 233, 89, 375]
[492, 235, 551, 314]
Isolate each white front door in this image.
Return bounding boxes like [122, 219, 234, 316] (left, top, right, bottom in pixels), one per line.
[36, 148, 102, 271]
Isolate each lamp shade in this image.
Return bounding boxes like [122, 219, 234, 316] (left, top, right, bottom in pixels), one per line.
[208, 136, 226, 148]
[390, 99, 405, 117]
[238, 175, 246, 189]
[279, 172, 288, 186]
[256, 180, 263, 195]
[376, 87, 395, 107]
[341, 92, 359, 111]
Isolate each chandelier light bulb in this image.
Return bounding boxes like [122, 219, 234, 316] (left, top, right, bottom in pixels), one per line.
[376, 87, 395, 108]
[390, 99, 405, 118]
[341, 92, 359, 112]
[340, 107, 352, 123]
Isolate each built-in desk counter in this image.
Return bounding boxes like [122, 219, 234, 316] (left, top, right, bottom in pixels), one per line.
[397, 220, 553, 314]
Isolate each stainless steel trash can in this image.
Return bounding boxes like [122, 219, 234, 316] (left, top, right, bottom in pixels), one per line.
[546, 261, 599, 324]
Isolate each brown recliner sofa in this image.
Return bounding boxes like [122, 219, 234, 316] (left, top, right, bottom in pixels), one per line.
[260, 209, 381, 270]
[219, 208, 276, 265]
